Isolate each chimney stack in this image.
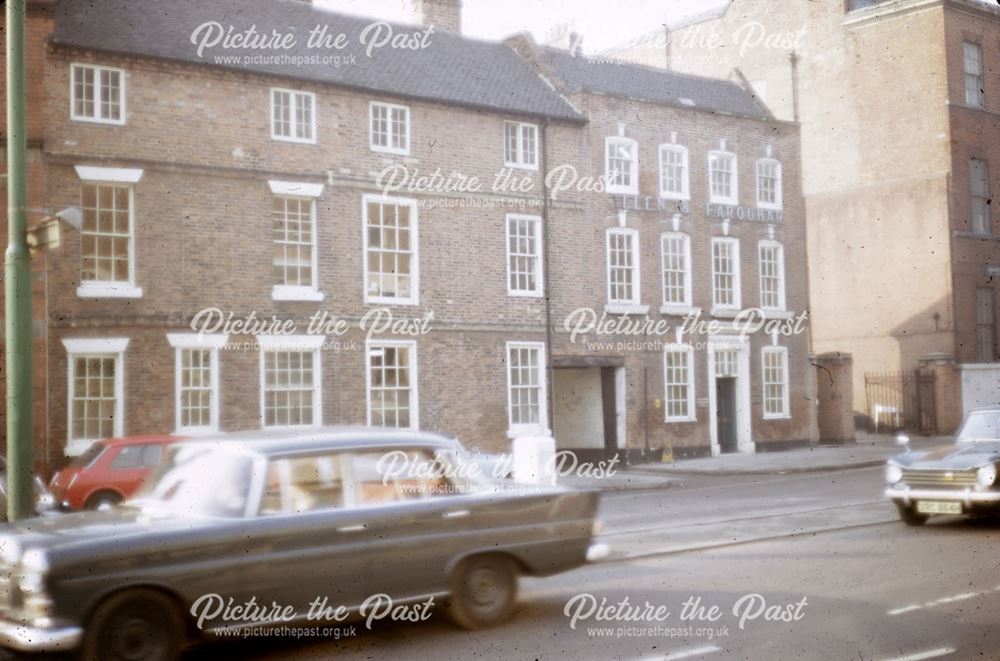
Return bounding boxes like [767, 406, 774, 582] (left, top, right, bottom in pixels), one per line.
[414, 0, 462, 33]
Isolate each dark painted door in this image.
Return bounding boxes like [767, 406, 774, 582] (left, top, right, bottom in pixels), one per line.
[716, 378, 738, 454]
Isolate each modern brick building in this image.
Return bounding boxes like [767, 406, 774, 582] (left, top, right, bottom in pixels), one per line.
[2, 0, 813, 475]
[607, 0, 1000, 432]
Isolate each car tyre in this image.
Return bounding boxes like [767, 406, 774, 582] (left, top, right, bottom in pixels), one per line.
[896, 503, 929, 526]
[81, 589, 184, 661]
[446, 554, 518, 630]
[85, 491, 122, 510]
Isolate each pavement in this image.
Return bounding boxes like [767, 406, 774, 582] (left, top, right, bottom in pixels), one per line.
[557, 433, 953, 492]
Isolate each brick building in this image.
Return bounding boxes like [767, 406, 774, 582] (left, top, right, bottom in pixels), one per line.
[2, 0, 813, 475]
[607, 0, 1000, 432]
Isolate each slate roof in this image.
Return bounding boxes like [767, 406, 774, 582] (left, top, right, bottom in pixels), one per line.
[540, 48, 768, 120]
[51, 0, 583, 122]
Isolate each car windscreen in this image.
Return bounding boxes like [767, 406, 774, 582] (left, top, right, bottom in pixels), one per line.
[956, 412, 1000, 442]
[130, 445, 255, 518]
[69, 442, 105, 468]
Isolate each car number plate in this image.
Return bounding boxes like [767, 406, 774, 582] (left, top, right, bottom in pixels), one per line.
[916, 500, 961, 514]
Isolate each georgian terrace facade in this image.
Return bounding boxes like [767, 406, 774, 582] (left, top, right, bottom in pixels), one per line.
[7, 0, 813, 472]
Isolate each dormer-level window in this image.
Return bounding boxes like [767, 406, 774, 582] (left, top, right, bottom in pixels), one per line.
[708, 150, 738, 205]
[756, 158, 783, 210]
[271, 88, 316, 143]
[71, 63, 125, 125]
[504, 121, 538, 169]
[605, 137, 638, 195]
[370, 102, 410, 155]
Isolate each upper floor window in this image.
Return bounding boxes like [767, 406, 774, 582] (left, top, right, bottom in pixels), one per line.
[370, 102, 410, 155]
[758, 241, 787, 311]
[271, 88, 316, 143]
[606, 228, 641, 307]
[964, 41, 984, 108]
[269, 181, 324, 302]
[364, 195, 419, 305]
[506, 214, 543, 296]
[709, 150, 738, 205]
[661, 232, 692, 310]
[971, 158, 991, 236]
[756, 158, 783, 210]
[75, 166, 144, 299]
[71, 63, 125, 125]
[504, 121, 538, 169]
[605, 137, 638, 195]
[977, 287, 997, 362]
[659, 144, 690, 200]
[711, 237, 741, 312]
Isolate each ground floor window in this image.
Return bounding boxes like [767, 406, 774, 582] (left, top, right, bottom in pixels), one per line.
[663, 345, 695, 422]
[762, 346, 790, 418]
[506, 341, 548, 436]
[367, 341, 418, 429]
[167, 334, 227, 433]
[259, 336, 323, 428]
[62, 338, 129, 455]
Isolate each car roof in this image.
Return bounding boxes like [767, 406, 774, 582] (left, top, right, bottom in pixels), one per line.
[99, 434, 182, 447]
[172, 427, 460, 457]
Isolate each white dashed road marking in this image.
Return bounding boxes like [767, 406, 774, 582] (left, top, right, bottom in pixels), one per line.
[877, 647, 955, 661]
[887, 589, 989, 616]
[661, 645, 722, 660]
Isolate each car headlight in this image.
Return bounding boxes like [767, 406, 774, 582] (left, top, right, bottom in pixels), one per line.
[17, 549, 52, 625]
[977, 464, 997, 488]
[885, 463, 903, 485]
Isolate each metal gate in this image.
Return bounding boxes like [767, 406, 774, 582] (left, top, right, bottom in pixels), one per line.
[864, 370, 937, 434]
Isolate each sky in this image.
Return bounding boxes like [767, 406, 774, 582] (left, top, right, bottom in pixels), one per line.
[316, 0, 729, 53]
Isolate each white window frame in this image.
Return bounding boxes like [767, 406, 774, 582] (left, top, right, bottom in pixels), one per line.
[74, 165, 143, 299]
[971, 158, 991, 236]
[369, 101, 411, 155]
[660, 232, 693, 314]
[505, 341, 549, 438]
[658, 144, 690, 200]
[605, 136, 638, 195]
[362, 193, 420, 306]
[166, 334, 227, 435]
[503, 121, 539, 170]
[758, 240, 787, 312]
[62, 338, 129, 456]
[606, 227, 647, 314]
[963, 41, 985, 108]
[761, 345, 790, 419]
[269, 180, 325, 302]
[506, 214, 543, 297]
[365, 339, 419, 430]
[663, 343, 696, 422]
[270, 87, 316, 144]
[708, 150, 739, 205]
[711, 236, 742, 314]
[258, 334, 324, 429]
[70, 63, 126, 125]
[755, 158, 783, 210]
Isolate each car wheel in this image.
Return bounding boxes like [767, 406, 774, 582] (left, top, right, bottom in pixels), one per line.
[896, 503, 929, 526]
[85, 491, 122, 510]
[446, 554, 518, 630]
[82, 589, 184, 661]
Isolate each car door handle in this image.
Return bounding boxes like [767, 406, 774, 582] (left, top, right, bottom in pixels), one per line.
[443, 510, 470, 519]
[337, 524, 367, 532]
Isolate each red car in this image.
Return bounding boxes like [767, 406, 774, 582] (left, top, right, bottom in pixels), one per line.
[49, 435, 180, 510]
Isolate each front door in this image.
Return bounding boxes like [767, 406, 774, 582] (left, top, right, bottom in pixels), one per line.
[716, 377, 738, 454]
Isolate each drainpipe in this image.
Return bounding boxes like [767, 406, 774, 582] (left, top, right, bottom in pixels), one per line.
[789, 50, 801, 122]
[6, 0, 34, 521]
[540, 119, 555, 433]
